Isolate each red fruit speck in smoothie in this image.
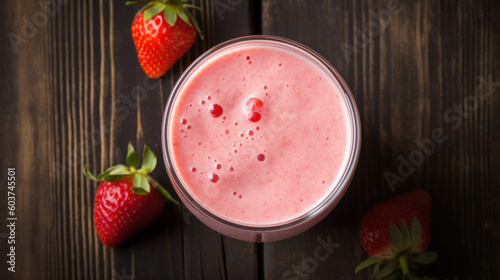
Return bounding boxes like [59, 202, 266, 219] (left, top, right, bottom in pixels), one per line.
[244, 97, 263, 112]
[209, 173, 219, 183]
[209, 104, 223, 118]
[243, 97, 263, 122]
[248, 112, 261, 122]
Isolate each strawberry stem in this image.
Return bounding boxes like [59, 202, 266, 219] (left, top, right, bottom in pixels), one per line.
[147, 175, 180, 205]
[398, 254, 410, 276]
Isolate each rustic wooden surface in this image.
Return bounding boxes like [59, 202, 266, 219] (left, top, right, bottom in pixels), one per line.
[1, 0, 499, 279]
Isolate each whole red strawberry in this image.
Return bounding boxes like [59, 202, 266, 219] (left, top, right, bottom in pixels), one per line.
[355, 190, 438, 280]
[84, 143, 179, 247]
[127, 0, 202, 78]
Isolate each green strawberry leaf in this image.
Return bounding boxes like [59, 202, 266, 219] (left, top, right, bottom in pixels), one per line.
[125, 0, 150, 5]
[136, 2, 155, 17]
[104, 175, 129, 182]
[95, 165, 131, 182]
[372, 261, 383, 279]
[147, 175, 180, 205]
[411, 216, 422, 248]
[132, 173, 150, 195]
[413, 251, 438, 265]
[182, 4, 201, 10]
[143, 3, 166, 21]
[164, 5, 178, 26]
[390, 222, 404, 250]
[401, 219, 411, 247]
[109, 165, 131, 176]
[127, 142, 140, 168]
[185, 8, 203, 39]
[141, 145, 157, 173]
[176, 6, 190, 25]
[377, 263, 397, 279]
[98, 166, 115, 179]
[355, 257, 383, 273]
[83, 167, 99, 181]
[98, 165, 126, 179]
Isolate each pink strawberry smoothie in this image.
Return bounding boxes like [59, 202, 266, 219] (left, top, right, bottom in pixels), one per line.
[167, 43, 351, 225]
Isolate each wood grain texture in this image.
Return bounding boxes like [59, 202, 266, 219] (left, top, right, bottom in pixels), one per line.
[261, 0, 500, 279]
[1, 0, 258, 279]
[0, 0, 499, 279]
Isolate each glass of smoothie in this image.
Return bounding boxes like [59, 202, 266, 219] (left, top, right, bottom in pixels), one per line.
[161, 35, 361, 242]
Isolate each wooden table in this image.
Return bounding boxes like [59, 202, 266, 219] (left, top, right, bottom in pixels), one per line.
[1, 0, 499, 279]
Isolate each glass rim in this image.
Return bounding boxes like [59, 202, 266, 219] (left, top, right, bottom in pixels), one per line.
[161, 35, 361, 233]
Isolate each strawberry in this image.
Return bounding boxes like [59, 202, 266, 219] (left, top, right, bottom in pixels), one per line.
[84, 143, 179, 247]
[355, 190, 438, 280]
[127, 0, 203, 78]
[242, 97, 264, 122]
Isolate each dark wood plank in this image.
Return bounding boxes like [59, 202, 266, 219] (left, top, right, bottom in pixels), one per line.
[0, 0, 257, 279]
[0, 0, 63, 279]
[0, 2, 68, 279]
[261, 0, 500, 279]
